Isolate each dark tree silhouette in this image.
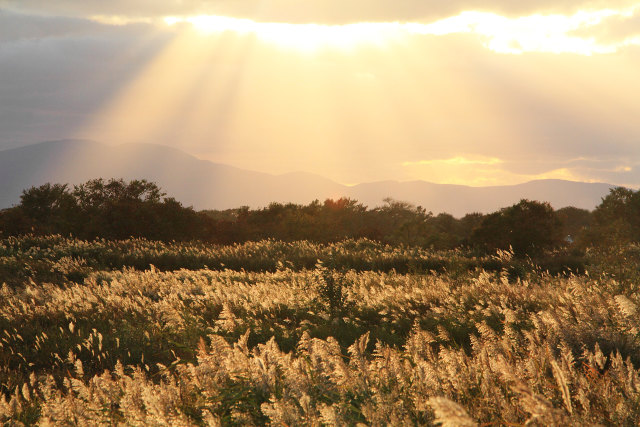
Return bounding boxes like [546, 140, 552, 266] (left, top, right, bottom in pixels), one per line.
[471, 199, 563, 256]
[1, 179, 601, 257]
[587, 187, 640, 245]
[0, 179, 204, 241]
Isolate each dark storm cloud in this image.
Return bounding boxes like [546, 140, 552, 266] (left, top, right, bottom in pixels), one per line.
[1, 0, 637, 24]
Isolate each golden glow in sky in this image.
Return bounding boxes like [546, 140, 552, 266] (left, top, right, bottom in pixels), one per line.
[403, 157, 504, 167]
[408, 8, 638, 54]
[66, 3, 640, 188]
[163, 6, 640, 55]
[163, 16, 396, 52]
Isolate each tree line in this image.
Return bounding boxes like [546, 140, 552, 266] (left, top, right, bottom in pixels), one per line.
[0, 178, 634, 256]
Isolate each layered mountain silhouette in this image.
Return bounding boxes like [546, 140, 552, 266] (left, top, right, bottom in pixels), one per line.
[0, 140, 616, 216]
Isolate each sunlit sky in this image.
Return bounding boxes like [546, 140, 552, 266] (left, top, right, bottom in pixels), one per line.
[1, 0, 640, 186]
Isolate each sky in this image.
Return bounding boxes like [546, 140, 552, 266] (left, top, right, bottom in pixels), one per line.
[0, 0, 639, 187]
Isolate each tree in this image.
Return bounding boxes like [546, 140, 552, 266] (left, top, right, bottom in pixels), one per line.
[458, 212, 485, 247]
[373, 198, 434, 246]
[0, 178, 208, 242]
[17, 183, 77, 234]
[471, 199, 563, 256]
[555, 206, 592, 244]
[427, 213, 461, 249]
[72, 179, 167, 239]
[588, 187, 640, 245]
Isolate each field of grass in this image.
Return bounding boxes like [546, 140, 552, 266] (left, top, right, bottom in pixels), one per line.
[2, 235, 640, 425]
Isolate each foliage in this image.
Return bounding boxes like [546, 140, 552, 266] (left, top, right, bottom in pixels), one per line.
[0, 234, 586, 289]
[311, 260, 355, 318]
[586, 187, 640, 246]
[8, 179, 631, 257]
[0, 178, 205, 241]
[471, 199, 564, 256]
[555, 206, 592, 243]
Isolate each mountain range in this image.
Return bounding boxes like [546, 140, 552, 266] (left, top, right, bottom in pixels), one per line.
[0, 140, 617, 217]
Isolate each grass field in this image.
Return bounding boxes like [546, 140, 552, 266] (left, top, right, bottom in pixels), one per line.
[2, 236, 640, 425]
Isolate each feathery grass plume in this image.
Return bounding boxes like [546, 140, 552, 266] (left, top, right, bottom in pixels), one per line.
[427, 397, 477, 427]
[614, 294, 637, 317]
[550, 360, 573, 414]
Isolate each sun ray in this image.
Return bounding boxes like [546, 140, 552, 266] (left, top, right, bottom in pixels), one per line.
[69, 4, 640, 187]
[73, 30, 251, 150]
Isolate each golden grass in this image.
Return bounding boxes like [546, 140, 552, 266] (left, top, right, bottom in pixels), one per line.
[1, 237, 640, 424]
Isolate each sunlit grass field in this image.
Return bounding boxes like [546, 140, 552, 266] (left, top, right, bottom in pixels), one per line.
[2, 236, 640, 425]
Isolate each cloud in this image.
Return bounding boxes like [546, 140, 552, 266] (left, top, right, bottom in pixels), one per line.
[407, 8, 640, 54]
[0, 8, 161, 42]
[0, 9, 103, 42]
[158, 8, 640, 55]
[401, 155, 640, 187]
[571, 8, 640, 44]
[403, 157, 503, 167]
[4, 1, 639, 56]
[2, 0, 639, 24]
[400, 158, 585, 186]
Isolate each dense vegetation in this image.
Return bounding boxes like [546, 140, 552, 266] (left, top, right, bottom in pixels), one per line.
[2, 236, 640, 424]
[0, 178, 608, 255]
[0, 235, 588, 289]
[0, 179, 206, 241]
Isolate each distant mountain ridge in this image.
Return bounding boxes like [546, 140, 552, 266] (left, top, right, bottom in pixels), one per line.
[0, 140, 617, 217]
